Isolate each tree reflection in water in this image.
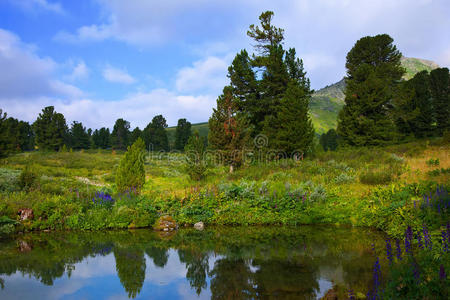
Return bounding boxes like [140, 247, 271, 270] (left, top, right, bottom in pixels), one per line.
[0, 226, 386, 299]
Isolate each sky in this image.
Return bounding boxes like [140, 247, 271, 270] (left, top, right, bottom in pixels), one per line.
[0, 0, 449, 129]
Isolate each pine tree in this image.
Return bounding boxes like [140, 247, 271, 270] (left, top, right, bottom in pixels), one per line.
[407, 71, 434, 138]
[115, 137, 146, 193]
[429, 67, 450, 135]
[92, 127, 111, 149]
[111, 118, 130, 150]
[262, 81, 314, 156]
[69, 121, 90, 150]
[143, 115, 168, 151]
[319, 129, 338, 151]
[337, 34, 404, 146]
[184, 131, 207, 180]
[33, 106, 68, 151]
[208, 86, 249, 172]
[174, 118, 192, 151]
[130, 127, 143, 146]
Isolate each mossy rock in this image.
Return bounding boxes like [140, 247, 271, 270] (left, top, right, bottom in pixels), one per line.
[153, 215, 177, 231]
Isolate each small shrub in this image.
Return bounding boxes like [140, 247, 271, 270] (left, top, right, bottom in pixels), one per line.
[18, 165, 39, 191]
[184, 132, 207, 181]
[359, 169, 393, 185]
[426, 158, 440, 166]
[0, 168, 20, 192]
[115, 138, 146, 193]
[310, 184, 327, 202]
[333, 173, 355, 184]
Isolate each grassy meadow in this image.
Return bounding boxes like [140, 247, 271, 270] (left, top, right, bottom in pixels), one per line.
[0, 138, 448, 235]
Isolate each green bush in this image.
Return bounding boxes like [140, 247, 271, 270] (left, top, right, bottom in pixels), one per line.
[0, 168, 20, 192]
[18, 165, 39, 191]
[115, 138, 146, 193]
[184, 132, 208, 181]
[359, 169, 393, 185]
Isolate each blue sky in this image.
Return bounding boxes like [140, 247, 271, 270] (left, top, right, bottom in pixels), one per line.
[1, 0, 449, 129]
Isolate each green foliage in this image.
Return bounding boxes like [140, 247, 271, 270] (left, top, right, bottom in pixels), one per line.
[359, 169, 393, 185]
[92, 127, 111, 149]
[115, 138, 146, 193]
[174, 118, 192, 151]
[18, 165, 39, 191]
[426, 158, 440, 166]
[143, 115, 169, 151]
[430, 67, 450, 136]
[0, 110, 34, 157]
[320, 129, 339, 151]
[33, 106, 68, 151]
[111, 118, 130, 150]
[129, 127, 143, 146]
[69, 121, 91, 150]
[337, 34, 404, 146]
[0, 168, 20, 192]
[185, 131, 208, 181]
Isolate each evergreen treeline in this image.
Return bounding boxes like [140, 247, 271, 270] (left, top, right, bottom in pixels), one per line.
[0, 105, 193, 156]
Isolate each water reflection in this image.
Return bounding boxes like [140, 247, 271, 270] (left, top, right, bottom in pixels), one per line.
[0, 226, 385, 299]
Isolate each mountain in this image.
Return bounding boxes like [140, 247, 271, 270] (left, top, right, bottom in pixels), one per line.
[165, 57, 440, 142]
[309, 57, 440, 134]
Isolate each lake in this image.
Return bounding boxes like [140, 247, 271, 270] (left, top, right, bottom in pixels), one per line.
[0, 226, 386, 299]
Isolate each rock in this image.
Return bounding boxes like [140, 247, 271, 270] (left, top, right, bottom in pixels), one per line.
[153, 215, 177, 231]
[18, 208, 34, 221]
[194, 222, 204, 230]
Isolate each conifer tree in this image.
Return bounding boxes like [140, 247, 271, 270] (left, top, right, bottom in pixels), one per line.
[143, 115, 169, 151]
[111, 118, 130, 150]
[69, 121, 90, 149]
[33, 106, 68, 151]
[174, 118, 192, 151]
[337, 34, 404, 146]
[184, 131, 207, 180]
[208, 86, 249, 172]
[429, 67, 450, 135]
[92, 127, 111, 149]
[115, 137, 146, 193]
[129, 127, 143, 146]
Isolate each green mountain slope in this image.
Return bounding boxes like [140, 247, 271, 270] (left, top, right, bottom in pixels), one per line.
[309, 57, 440, 134]
[165, 57, 440, 140]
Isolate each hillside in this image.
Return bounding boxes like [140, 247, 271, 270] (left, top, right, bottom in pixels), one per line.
[165, 57, 440, 140]
[309, 57, 440, 134]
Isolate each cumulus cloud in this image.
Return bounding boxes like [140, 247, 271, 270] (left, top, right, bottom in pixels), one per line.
[176, 56, 230, 94]
[102, 65, 136, 84]
[0, 28, 82, 99]
[67, 61, 89, 81]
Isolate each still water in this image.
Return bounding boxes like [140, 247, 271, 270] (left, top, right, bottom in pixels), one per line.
[0, 226, 385, 299]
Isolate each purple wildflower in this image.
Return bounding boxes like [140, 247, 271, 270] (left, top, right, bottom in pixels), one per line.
[395, 239, 402, 260]
[439, 264, 446, 280]
[417, 232, 424, 249]
[348, 288, 355, 300]
[386, 239, 393, 265]
[423, 225, 432, 250]
[442, 230, 449, 253]
[367, 257, 381, 300]
[405, 226, 413, 254]
[412, 261, 420, 283]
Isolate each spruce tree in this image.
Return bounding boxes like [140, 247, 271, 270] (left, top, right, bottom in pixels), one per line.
[130, 127, 143, 146]
[262, 81, 314, 155]
[208, 86, 249, 172]
[115, 137, 146, 193]
[337, 34, 404, 146]
[407, 71, 434, 138]
[69, 121, 90, 150]
[429, 67, 450, 135]
[174, 118, 192, 151]
[33, 106, 68, 151]
[143, 115, 169, 151]
[92, 127, 111, 149]
[184, 131, 207, 180]
[111, 118, 130, 150]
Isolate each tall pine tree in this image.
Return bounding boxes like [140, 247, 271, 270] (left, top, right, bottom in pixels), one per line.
[111, 118, 130, 150]
[208, 86, 249, 172]
[174, 118, 192, 151]
[69, 121, 90, 150]
[337, 34, 404, 146]
[429, 67, 450, 135]
[143, 115, 169, 151]
[33, 106, 68, 151]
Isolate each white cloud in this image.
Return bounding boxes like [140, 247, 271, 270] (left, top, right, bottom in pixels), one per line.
[0, 28, 82, 99]
[10, 0, 65, 14]
[102, 65, 136, 84]
[176, 56, 230, 94]
[67, 61, 89, 81]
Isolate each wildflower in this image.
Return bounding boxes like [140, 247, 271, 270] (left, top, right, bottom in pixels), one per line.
[439, 264, 446, 280]
[386, 239, 393, 265]
[348, 288, 355, 300]
[405, 226, 413, 254]
[417, 232, 424, 249]
[411, 261, 420, 283]
[367, 257, 381, 300]
[442, 230, 449, 253]
[423, 224, 432, 250]
[395, 239, 402, 260]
